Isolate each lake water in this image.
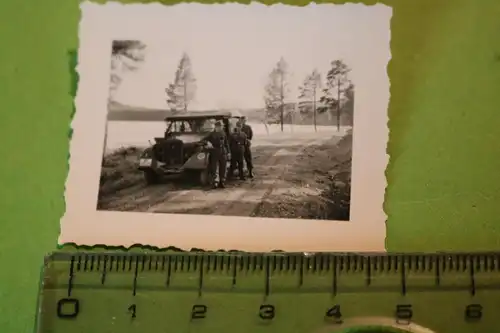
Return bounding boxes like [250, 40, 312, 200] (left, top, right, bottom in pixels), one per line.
[104, 121, 347, 153]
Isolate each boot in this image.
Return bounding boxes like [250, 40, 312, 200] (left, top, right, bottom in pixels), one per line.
[248, 169, 254, 179]
[218, 181, 226, 189]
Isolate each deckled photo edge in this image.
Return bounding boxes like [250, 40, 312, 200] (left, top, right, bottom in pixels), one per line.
[60, 2, 391, 252]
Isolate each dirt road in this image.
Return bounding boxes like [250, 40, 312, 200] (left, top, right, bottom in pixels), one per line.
[98, 131, 346, 217]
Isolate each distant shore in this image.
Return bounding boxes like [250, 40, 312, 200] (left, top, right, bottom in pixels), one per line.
[104, 120, 351, 154]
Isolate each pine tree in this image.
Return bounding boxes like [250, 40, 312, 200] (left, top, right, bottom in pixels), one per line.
[319, 60, 351, 131]
[263, 57, 290, 132]
[298, 69, 322, 131]
[165, 53, 197, 112]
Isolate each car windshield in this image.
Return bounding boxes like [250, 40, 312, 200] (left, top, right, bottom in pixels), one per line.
[166, 119, 218, 133]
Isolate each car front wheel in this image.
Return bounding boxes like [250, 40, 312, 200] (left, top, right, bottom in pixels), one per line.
[143, 169, 160, 185]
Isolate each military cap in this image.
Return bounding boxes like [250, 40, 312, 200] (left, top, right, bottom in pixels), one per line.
[214, 121, 222, 126]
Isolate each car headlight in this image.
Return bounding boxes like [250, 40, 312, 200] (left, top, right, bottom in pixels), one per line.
[197, 152, 206, 160]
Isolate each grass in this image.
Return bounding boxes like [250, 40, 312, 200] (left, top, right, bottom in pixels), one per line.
[98, 146, 143, 198]
[304, 134, 352, 221]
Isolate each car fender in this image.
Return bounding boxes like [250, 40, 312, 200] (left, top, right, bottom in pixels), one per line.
[184, 151, 209, 170]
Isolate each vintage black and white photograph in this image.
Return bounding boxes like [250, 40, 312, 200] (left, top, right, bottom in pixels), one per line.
[60, 2, 391, 252]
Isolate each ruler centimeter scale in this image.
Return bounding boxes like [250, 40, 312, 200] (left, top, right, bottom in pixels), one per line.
[37, 252, 500, 333]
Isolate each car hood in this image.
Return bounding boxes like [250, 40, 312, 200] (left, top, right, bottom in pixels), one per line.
[168, 133, 210, 144]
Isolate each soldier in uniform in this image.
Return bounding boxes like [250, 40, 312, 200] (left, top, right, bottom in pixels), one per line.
[239, 116, 254, 178]
[205, 121, 230, 189]
[227, 124, 248, 181]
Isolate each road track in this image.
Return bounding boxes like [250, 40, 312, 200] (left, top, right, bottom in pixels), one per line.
[98, 132, 342, 217]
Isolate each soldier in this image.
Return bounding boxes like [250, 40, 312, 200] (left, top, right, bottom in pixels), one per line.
[239, 116, 254, 178]
[205, 121, 230, 189]
[227, 125, 248, 181]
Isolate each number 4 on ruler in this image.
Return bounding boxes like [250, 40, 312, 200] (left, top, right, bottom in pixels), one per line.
[128, 304, 136, 319]
[325, 305, 343, 324]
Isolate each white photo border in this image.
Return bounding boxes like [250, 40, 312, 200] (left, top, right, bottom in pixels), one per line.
[59, 2, 391, 252]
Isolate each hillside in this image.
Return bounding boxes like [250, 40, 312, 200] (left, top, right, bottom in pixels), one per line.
[106, 101, 353, 126]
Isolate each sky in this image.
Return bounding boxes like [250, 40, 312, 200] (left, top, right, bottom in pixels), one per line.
[108, 3, 391, 111]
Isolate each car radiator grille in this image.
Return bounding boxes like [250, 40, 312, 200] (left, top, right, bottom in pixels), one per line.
[155, 140, 184, 166]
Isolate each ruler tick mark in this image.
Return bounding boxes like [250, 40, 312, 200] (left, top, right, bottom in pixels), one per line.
[67, 256, 75, 297]
[232, 257, 237, 287]
[401, 256, 407, 295]
[198, 256, 204, 297]
[132, 256, 139, 296]
[366, 257, 371, 286]
[166, 257, 172, 287]
[435, 256, 441, 286]
[214, 254, 219, 271]
[469, 256, 476, 296]
[101, 256, 108, 285]
[332, 256, 338, 296]
[109, 256, 115, 272]
[83, 255, 89, 271]
[76, 256, 82, 272]
[265, 256, 270, 297]
[298, 255, 304, 287]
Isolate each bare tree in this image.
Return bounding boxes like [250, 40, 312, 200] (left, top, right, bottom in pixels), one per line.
[109, 40, 146, 99]
[263, 57, 290, 132]
[298, 69, 322, 131]
[165, 53, 197, 112]
[319, 60, 352, 131]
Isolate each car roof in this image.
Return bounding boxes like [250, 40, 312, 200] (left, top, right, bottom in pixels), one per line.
[165, 110, 240, 121]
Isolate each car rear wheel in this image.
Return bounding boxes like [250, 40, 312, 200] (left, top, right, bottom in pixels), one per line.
[143, 170, 160, 185]
[198, 169, 211, 186]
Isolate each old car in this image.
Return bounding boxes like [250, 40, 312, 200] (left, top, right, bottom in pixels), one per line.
[137, 110, 242, 186]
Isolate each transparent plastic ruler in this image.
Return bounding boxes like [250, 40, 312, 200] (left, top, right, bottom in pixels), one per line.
[36, 252, 500, 333]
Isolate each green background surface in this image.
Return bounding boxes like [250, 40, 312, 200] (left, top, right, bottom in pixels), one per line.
[1, 0, 500, 332]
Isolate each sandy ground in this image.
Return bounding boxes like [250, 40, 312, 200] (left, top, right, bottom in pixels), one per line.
[251, 133, 352, 220]
[98, 129, 352, 219]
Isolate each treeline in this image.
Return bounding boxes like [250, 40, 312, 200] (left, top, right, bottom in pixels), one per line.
[108, 41, 354, 131]
[263, 57, 354, 132]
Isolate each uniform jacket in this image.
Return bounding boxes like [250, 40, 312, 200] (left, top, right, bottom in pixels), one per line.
[230, 131, 248, 154]
[206, 130, 230, 153]
[241, 124, 253, 141]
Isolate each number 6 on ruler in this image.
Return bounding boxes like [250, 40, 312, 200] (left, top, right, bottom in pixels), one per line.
[259, 305, 275, 320]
